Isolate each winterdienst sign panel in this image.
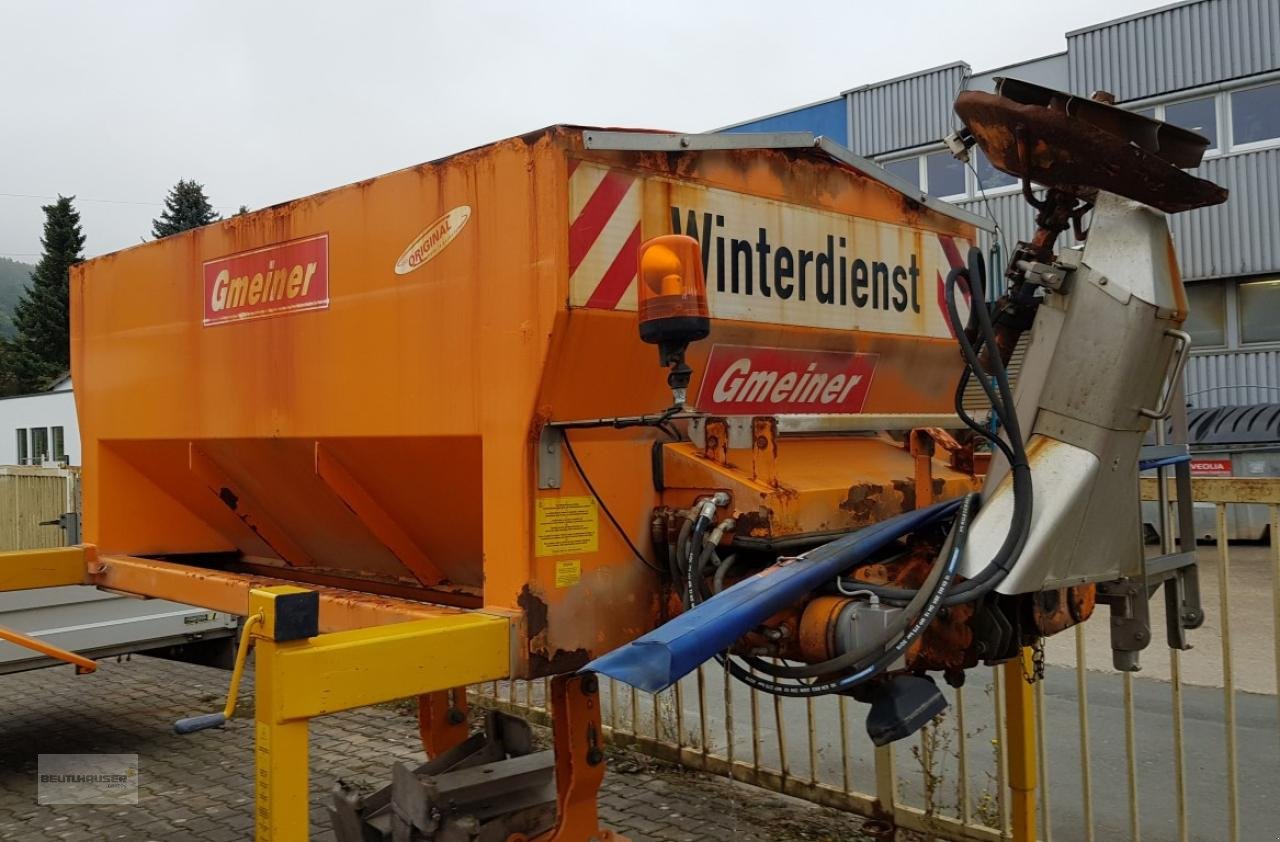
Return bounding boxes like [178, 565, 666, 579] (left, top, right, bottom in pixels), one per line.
[568, 161, 970, 339]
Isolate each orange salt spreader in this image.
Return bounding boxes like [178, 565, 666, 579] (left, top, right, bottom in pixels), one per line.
[9, 79, 1224, 842]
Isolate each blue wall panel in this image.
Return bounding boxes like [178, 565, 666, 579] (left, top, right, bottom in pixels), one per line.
[722, 98, 848, 146]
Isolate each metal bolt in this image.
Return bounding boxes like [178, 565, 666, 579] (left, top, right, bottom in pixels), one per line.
[447, 708, 466, 726]
[1099, 277, 1109, 285]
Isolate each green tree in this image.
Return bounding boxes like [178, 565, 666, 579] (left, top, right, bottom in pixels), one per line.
[8, 196, 84, 391]
[152, 179, 219, 238]
[0, 343, 21, 396]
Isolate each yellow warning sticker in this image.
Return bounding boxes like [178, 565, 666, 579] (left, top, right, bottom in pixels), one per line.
[535, 496, 599, 557]
[555, 559, 582, 588]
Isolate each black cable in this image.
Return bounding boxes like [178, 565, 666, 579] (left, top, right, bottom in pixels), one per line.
[847, 250, 1032, 606]
[561, 430, 664, 575]
[706, 494, 980, 697]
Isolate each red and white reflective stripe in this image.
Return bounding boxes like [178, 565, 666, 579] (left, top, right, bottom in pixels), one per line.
[936, 233, 972, 338]
[569, 164, 642, 310]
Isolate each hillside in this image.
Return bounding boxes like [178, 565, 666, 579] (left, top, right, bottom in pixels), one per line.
[0, 257, 33, 339]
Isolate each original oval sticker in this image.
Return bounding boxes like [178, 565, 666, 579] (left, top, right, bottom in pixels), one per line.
[394, 205, 471, 275]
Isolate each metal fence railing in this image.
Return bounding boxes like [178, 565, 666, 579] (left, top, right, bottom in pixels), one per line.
[474, 476, 1280, 841]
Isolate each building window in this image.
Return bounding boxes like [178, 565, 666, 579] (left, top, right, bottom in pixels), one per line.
[1231, 83, 1280, 147]
[973, 148, 1017, 192]
[15, 429, 28, 465]
[1238, 277, 1280, 344]
[924, 151, 965, 198]
[1165, 96, 1218, 149]
[1185, 281, 1226, 348]
[882, 157, 919, 188]
[51, 426, 65, 463]
[30, 427, 48, 464]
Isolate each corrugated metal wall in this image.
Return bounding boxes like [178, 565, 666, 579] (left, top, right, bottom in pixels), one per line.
[1068, 0, 1280, 100]
[845, 62, 969, 157]
[1186, 348, 1280, 406]
[1170, 147, 1280, 279]
[957, 191, 1039, 264]
[0, 466, 75, 551]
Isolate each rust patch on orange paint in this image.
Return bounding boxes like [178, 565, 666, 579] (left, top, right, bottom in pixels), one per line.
[518, 584, 591, 677]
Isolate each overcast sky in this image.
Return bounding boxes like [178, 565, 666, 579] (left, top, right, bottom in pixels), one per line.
[1, 0, 1172, 262]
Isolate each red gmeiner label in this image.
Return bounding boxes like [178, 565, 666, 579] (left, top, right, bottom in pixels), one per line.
[203, 234, 329, 326]
[695, 344, 878, 415]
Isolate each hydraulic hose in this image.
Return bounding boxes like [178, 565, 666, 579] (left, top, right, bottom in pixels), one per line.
[671, 251, 1030, 697]
[710, 492, 979, 697]
[842, 248, 1032, 606]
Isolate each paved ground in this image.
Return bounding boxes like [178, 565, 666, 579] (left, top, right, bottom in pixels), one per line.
[0, 655, 875, 841]
[1045, 543, 1278, 693]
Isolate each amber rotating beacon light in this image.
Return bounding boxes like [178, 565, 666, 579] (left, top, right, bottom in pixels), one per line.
[636, 234, 710, 407]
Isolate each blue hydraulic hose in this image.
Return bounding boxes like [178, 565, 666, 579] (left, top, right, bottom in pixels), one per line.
[583, 497, 962, 694]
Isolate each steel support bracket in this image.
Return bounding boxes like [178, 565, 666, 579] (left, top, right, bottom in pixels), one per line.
[530, 673, 629, 842]
[538, 425, 564, 490]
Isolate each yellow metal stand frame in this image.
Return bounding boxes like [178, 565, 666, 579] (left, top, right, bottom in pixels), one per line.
[246, 586, 511, 842]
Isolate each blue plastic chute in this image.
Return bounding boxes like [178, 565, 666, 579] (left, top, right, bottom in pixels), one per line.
[584, 497, 962, 693]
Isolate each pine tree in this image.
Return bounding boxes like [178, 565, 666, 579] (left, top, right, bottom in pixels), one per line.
[152, 179, 219, 238]
[8, 196, 84, 391]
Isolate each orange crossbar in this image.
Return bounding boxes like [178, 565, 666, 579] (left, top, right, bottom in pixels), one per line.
[90, 554, 474, 633]
[0, 625, 97, 673]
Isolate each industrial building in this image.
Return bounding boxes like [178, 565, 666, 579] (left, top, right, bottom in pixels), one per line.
[0, 374, 78, 466]
[722, 0, 1280, 409]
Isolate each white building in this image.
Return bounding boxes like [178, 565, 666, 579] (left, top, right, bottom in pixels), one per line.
[0, 374, 80, 466]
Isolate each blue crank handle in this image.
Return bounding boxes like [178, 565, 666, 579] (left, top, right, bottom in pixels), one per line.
[174, 712, 227, 734]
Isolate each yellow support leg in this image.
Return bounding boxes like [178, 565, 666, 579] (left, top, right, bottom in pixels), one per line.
[1004, 648, 1038, 842]
[245, 585, 511, 842]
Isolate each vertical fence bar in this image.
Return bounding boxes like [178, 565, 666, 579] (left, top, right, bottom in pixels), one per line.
[1170, 647, 1189, 842]
[630, 686, 640, 737]
[608, 678, 618, 732]
[1034, 680, 1051, 842]
[723, 661, 735, 775]
[653, 687, 662, 742]
[773, 661, 790, 780]
[874, 744, 896, 824]
[955, 685, 972, 826]
[838, 694, 852, 795]
[1075, 625, 1095, 842]
[992, 666, 1009, 836]
[806, 697, 818, 785]
[675, 673, 685, 749]
[696, 664, 708, 755]
[1122, 671, 1140, 842]
[1272, 504, 1280, 744]
[1216, 503, 1239, 842]
[749, 665, 761, 770]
